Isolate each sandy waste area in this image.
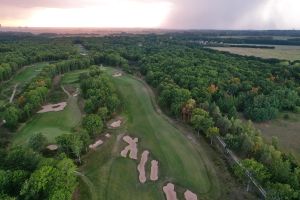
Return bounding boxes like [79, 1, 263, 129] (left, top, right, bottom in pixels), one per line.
[184, 190, 198, 200]
[150, 160, 159, 181]
[110, 120, 122, 128]
[137, 150, 149, 183]
[37, 102, 67, 113]
[163, 183, 178, 200]
[113, 72, 122, 77]
[121, 136, 138, 160]
[89, 139, 103, 149]
[47, 144, 58, 151]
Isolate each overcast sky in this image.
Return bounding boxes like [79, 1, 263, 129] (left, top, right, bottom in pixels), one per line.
[0, 0, 299, 29]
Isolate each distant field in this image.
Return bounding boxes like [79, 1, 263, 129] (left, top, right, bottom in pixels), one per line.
[210, 45, 300, 61]
[217, 36, 300, 40]
[253, 113, 300, 161]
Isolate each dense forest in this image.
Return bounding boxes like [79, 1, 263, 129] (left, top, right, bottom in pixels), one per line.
[0, 36, 78, 82]
[82, 35, 300, 122]
[81, 35, 300, 199]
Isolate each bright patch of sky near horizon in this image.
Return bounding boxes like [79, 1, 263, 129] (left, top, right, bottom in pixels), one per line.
[0, 0, 299, 29]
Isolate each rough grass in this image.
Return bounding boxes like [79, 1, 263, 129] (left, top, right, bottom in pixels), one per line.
[210, 45, 300, 61]
[253, 112, 300, 162]
[78, 68, 224, 200]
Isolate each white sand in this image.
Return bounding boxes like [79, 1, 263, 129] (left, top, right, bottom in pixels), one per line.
[150, 160, 159, 181]
[89, 139, 103, 149]
[137, 150, 149, 183]
[163, 183, 178, 200]
[120, 136, 138, 160]
[184, 190, 198, 200]
[47, 144, 58, 151]
[37, 102, 67, 113]
[113, 72, 122, 77]
[105, 133, 111, 138]
[110, 120, 122, 128]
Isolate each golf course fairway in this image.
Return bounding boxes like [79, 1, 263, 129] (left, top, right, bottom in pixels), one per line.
[78, 68, 223, 200]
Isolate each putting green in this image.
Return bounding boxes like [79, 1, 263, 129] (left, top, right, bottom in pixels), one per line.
[79, 68, 222, 200]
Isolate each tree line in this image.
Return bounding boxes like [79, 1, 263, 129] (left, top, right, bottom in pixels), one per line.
[54, 66, 120, 163]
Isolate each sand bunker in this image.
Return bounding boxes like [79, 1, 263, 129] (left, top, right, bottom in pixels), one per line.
[89, 139, 103, 149]
[110, 120, 122, 128]
[184, 190, 198, 200]
[113, 72, 122, 77]
[120, 136, 138, 160]
[105, 133, 111, 138]
[150, 160, 159, 181]
[37, 102, 67, 113]
[163, 183, 178, 200]
[137, 150, 149, 183]
[47, 144, 58, 151]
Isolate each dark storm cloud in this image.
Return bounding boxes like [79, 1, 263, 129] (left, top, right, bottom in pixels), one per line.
[162, 0, 269, 29]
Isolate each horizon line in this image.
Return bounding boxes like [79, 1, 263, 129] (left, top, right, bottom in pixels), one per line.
[0, 26, 299, 32]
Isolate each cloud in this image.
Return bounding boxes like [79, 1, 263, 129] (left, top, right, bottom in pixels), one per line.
[0, 0, 90, 8]
[162, 0, 300, 29]
[162, 0, 269, 29]
[0, 0, 299, 29]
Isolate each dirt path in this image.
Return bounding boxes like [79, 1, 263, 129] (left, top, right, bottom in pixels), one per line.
[9, 84, 18, 103]
[61, 85, 72, 97]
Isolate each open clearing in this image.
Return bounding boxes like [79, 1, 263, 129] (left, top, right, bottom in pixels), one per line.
[210, 45, 300, 61]
[253, 112, 300, 161]
[78, 67, 224, 200]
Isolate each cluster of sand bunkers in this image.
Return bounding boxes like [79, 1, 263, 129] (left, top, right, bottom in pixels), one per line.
[120, 136, 159, 183]
[163, 183, 198, 200]
[120, 135, 198, 200]
[89, 119, 122, 150]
